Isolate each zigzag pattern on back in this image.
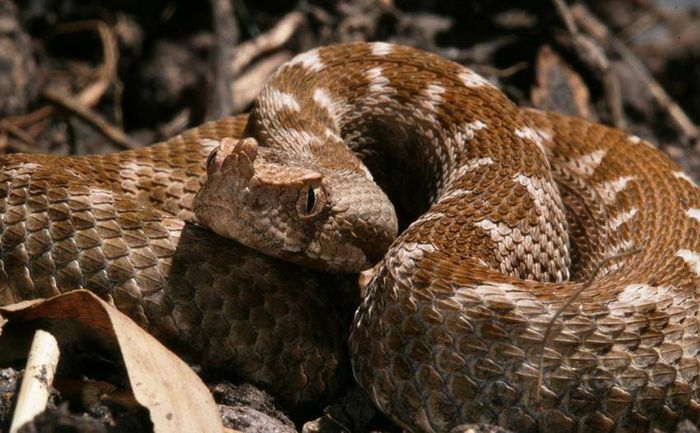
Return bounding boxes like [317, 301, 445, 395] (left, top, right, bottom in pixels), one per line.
[2, 42, 700, 432]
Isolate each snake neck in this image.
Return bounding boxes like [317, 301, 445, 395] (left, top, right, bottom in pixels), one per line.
[242, 42, 571, 283]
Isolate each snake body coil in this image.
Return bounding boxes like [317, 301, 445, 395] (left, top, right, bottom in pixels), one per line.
[2, 43, 700, 432]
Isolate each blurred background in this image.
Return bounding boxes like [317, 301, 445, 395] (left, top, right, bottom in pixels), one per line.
[1, 0, 699, 176]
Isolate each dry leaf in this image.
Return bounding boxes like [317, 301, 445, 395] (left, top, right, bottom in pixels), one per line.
[0, 290, 223, 433]
[531, 45, 595, 120]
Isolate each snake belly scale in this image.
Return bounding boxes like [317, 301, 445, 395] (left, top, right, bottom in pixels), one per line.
[3, 42, 700, 433]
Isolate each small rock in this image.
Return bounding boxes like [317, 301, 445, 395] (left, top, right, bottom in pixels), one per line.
[17, 405, 106, 433]
[212, 382, 295, 433]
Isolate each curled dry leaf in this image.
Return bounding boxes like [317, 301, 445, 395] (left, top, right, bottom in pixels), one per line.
[531, 45, 595, 120]
[0, 290, 223, 433]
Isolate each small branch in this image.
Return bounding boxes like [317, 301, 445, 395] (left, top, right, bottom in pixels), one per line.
[572, 3, 700, 146]
[1, 121, 37, 148]
[551, 0, 625, 127]
[2, 106, 54, 129]
[551, 0, 579, 34]
[536, 248, 641, 400]
[42, 88, 141, 150]
[53, 20, 120, 110]
[229, 11, 304, 76]
[231, 51, 292, 113]
[208, 0, 239, 119]
[9, 330, 60, 433]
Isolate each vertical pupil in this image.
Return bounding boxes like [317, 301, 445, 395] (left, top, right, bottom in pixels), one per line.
[306, 187, 316, 213]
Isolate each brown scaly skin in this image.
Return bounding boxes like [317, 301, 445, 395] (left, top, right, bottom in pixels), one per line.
[3, 42, 700, 433]
[0, 116, 357, 409]
[202, 43, 700, 432]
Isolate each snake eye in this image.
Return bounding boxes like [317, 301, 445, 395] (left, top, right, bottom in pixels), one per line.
[297, 184, 325, 219]
[306, 187, 316, 213]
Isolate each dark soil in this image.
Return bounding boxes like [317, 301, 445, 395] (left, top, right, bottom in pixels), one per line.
[1, 0, 700, 432]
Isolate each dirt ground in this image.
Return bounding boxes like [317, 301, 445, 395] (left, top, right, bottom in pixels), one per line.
[1, 0, 700, 432]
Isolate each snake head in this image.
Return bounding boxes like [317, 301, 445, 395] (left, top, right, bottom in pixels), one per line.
[194, 137, 398, 273]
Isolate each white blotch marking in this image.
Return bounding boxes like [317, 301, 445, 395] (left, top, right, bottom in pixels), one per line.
[534, 127, 553, 144]
[515, 127, 546, 155]
[466, 120, 487, 133]
[198, 138, 220, 153]
[610, 208, 638, 230]
[118, 160, 141, 177]
[615, 283, 645, 303]
[611, 239, 634, 255]
[474, 219, 533, 279]
[287, 48, 324, 72]
[313, 88, 336, 113]
[512, 174, 556, 217]
[459, 69, 493, 88]
[269, 128, 322, 154]
[596, 176, 635, 204]
[366, 67, 392, 94]
[423, 83, 445, 113]
[686, 208, 700, 224]
[565, 149, 607, 177]
[475, 219, 514, 241]
[412, 212, 445, 226]
[439, 188, 472, 203]
[675, 171, 697, 187]
[323, 126, 340, 139]
[267, 88, 301, 112]
[676, 249, 700, 276]
[371, 42, 393, 56]
[454, 156, 494, 178]
[312, 87, 343, 127]
[613, 283, 674, 306]
[444, 121, 488, 173]
[628, 134, 656, 149]
[387, 242, 438, 279]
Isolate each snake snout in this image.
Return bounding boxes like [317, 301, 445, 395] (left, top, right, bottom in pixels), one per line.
[341, 198, 398, 269]
[357, 219, 397, 265]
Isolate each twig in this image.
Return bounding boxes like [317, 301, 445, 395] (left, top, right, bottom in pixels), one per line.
[0, 107, 53, 152]
[229, 11, 304, 76]
[208, 0, 239, 119]
[536, 248, 642, 400]
[1, 121, 37, 148]
[571, 3, 700, 146]
[0, 20, 120, 152]
[552, 0, 579, 34]
[53, 20, 120, 110]
[158, 108, 192, 139]
[9, 330, 60, 433]
[231, 51, 293, 113]
[2, 106, 54, 129]
[42, 88, 141, 150]
[551, 0, 625, 127]
[472, 61, 529, 79]
[618, 10, 659, 43]
[0, 120, 38, 153]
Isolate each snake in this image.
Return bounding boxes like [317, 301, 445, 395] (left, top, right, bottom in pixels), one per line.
[1, 42, 700, 433]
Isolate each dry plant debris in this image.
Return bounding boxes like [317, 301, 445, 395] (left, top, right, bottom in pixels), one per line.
[1, 0, 700, 432]
[0, 291, 223, 433]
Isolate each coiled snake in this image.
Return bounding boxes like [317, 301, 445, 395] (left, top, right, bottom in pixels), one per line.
[2, 42, 700, 433]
